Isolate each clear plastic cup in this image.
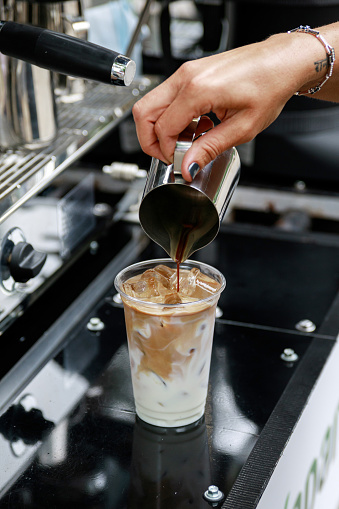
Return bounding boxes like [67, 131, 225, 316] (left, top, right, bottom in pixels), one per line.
[114, 258, 225, 428]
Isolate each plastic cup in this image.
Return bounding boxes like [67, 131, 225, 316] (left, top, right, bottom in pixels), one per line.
[114, 258, 225, 428]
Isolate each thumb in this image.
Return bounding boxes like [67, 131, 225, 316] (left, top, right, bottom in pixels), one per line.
[181, 123, 236, 181]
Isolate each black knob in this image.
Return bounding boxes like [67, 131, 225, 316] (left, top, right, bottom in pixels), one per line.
[9, 242, 47, 283]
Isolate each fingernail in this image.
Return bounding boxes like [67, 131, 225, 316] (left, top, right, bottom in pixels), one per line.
[188, 162, 200, 180]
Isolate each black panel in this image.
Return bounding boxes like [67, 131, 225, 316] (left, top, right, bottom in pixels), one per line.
[0, 297, 314, 508]
[1, 223, 339, 507]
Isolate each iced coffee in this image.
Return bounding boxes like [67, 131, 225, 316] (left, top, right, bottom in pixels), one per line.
[114, 259, 225, 428]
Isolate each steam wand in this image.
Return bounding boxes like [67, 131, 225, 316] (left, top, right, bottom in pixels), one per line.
[0, 20, 136, 86]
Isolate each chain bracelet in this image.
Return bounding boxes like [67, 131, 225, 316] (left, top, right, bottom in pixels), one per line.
[288, 25, 335, 95]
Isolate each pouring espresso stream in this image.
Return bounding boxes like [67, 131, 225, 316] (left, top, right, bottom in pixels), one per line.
[139, 118, 241, 291]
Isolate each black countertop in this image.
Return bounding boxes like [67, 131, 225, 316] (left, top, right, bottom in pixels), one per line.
[1, 222, 339, 508]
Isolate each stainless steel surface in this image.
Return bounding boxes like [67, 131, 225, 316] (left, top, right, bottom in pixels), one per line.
[139, 144, 240, 261]
[173, 117, 200, 173]
[11, 0, 90, 99]
[0, 228, 149, 499]
[1, 0, 60, 148]
[0, 193, 82, 330]
[87, 317, 105, 331]
[111, 55, 136, 86]
[126, 0, 154, 58]
[0, 21, 136, 88]
[10, 0, 88, 34]
[0, 226, 149, 412]
[226, 185, 339, 222]
[0, 76, 158, 224]
[280, 348, 299, 363]
[203, 485, 224, 503]
[295, 319, 316, 333]
[0, 57, 58, 149]
[0, 360, 89, 494]
[0, 20, 137, 151]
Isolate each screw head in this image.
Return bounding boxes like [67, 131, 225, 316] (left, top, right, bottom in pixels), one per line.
[87, 317, 105, 332]
[93, 202, 112, 218]
[281, 348, 299, 362]
[203, 485, 224, 503]
[294, 180, 306, 192]
[89, 241, 99, 255]
[112, 293, 122, 305]
[295, 319, 316, 333]
[215, 306, 223, 318]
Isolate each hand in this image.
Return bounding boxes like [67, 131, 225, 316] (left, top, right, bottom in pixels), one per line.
[132, 30, 332, 181]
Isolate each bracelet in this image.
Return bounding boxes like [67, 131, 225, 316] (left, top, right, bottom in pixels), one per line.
[287, 25, 336, 95]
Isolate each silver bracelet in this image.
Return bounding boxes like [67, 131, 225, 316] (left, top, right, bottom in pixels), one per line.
[287, 25, 336, 95]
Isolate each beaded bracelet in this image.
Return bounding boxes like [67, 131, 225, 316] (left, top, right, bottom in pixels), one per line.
[287, 25, 336, 95]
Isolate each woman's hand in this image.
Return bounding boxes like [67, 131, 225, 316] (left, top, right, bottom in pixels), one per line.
[133, 24, 339, 181]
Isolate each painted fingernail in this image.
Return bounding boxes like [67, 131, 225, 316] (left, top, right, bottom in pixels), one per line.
[188, 162, 200, 180]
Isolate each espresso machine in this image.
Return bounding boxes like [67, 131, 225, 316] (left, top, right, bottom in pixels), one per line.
[0, 1, 339, 509]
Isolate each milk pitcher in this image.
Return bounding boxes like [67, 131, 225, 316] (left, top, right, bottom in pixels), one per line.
[0, 54, 58, 149]
[139, 118, 241, 262]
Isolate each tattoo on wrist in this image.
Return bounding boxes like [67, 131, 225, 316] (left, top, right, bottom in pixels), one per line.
[314, 58, 328, 73]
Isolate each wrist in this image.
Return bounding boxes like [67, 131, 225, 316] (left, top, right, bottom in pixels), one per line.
[286, 26, 335, 95]
[267, 31, 329, 94]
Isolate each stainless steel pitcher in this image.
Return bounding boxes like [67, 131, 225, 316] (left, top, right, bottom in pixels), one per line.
[0, 53, 58, 149]
[0, 0, 57, 149]
[139, 119, 241, 262]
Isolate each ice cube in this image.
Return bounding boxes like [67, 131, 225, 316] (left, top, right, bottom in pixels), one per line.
[144, 277, 164, 298]
[174, 267, 200, 297]
[153, 264, 174, 282]
[122, 279, 147, 298]
[142, 268, 170, 289]
[164, 292, 182, 304]
[122, 275, 164, 299]
[132, 270, 168, 298]
[196, 272, 220, 294]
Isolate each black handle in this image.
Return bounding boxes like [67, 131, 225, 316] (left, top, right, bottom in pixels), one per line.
[0, 20, 136, 86]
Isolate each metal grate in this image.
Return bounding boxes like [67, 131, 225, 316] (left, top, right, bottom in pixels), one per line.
[0, 76, 159, 224]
